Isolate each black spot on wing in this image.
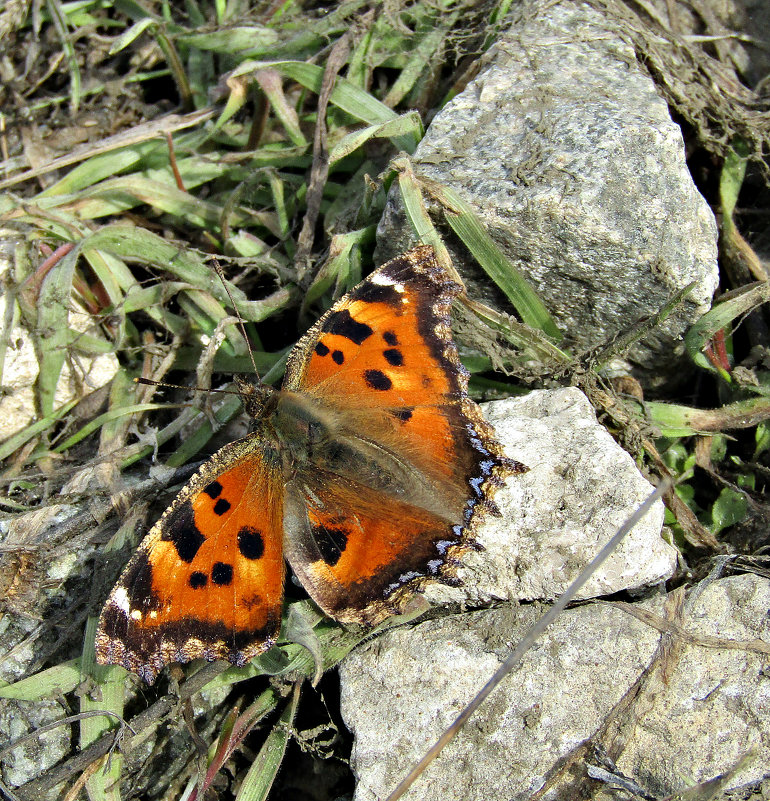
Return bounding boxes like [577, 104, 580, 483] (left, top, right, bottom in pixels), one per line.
[315, 342, 329, 357]
[161, 501, 205, 563]
[354, 280, 402, 306]
[323, 309, 373, 345]
[364, 369, 392, 391]
[332, 350, 344, 365]
[123, 551, 160, 612]
[189, 571, 207, 589]
[203, 481, 223, 499]
[213, 498, 231, 516]
[383, 331, 398, 346]
[383, 348, 403, 366]
[212, 562, 233, 586]
[238, 527, 264, 560]
[392, 408, 413, 422]
[314, 525, 348, 566]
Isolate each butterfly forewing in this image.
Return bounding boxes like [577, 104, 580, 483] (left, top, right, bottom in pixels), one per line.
[285, 247, 464, 408]
[96, 434, 285, 683]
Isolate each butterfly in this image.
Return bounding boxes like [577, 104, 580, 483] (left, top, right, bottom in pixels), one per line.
[95, 246, 526, 684]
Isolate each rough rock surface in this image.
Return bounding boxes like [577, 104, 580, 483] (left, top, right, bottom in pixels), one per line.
[376, 0, 718, 385]
[340, 574, 770, 801]
[0, 699, 70, 790]
[423, 388, 675, 609]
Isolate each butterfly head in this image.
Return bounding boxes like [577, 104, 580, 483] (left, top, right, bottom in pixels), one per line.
[233, 375, 278, 421]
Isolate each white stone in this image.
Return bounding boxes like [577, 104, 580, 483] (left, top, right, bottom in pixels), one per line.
[424, 388, 675, 610]
[341, 574, 770, 801]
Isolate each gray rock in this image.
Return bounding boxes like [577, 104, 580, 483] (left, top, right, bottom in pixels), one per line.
[340, 574, 770, 801]
[423, 388, 675, 610]
[609, 573, 770, 797]
[0, 699, 70, 794]
[377, 0, 718, 385]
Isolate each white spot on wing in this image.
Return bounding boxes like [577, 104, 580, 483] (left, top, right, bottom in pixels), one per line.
[113, 587, 130, 614]
[370, 272, 405, 292]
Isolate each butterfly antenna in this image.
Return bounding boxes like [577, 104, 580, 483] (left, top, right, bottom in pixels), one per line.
[211, 258, 261, 381]
[135, 377, 241, 395]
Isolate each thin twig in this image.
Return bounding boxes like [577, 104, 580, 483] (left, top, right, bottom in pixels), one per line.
[294, 34, 351, 283]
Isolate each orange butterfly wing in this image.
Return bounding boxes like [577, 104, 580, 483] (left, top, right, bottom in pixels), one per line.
[96, 433, 284, 684]
[282, 469, 463, 625]
[281, 246, 525, 623]
[96, 246, 524, 683]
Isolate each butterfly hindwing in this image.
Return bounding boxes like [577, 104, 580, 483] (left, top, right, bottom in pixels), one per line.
[283, 468, 462, 625]
[96, 434, 285, 684]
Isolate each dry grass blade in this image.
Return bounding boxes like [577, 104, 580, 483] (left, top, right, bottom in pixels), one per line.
[605, 601, 770, 655]
[295, 34, 351, 281]
[0, 109, 216, 191]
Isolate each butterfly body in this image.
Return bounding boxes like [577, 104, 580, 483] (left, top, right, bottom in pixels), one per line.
[96, 247, 526, 683]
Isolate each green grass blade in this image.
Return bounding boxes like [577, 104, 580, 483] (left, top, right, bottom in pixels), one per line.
[719, 139, 750, 222]
[80, 225, 293, 323]
[235, 685, 302, 801]
[395, 166, 561, 340]
[255, 70, 308, 147]
[0, 660, 82, 700]
[177, 288, 246, 355]
[34, 246, 80, 417]
[178, 26, 279, 56]
[39, 149, 144, 196]
[73, 177, 279, 231]
[383, 20, 456, 107]
[53, 403, 171, 452]
[0, 399, 79, 461]
[108, 17, 157, 54]
[228, 61, 418, 151]
[81, 617, 124, 801]
[647, 396, 770, 436]
[465, 298, 571, 364]
[685, 282, 770, 374]
[47, 0, 82, 112]
[122, 282, 191, 313]
[397, 165, 446, 249]
[302, 227, 376, 307]
[433, 184, 562, 340]
[329, 112, 423, 166]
